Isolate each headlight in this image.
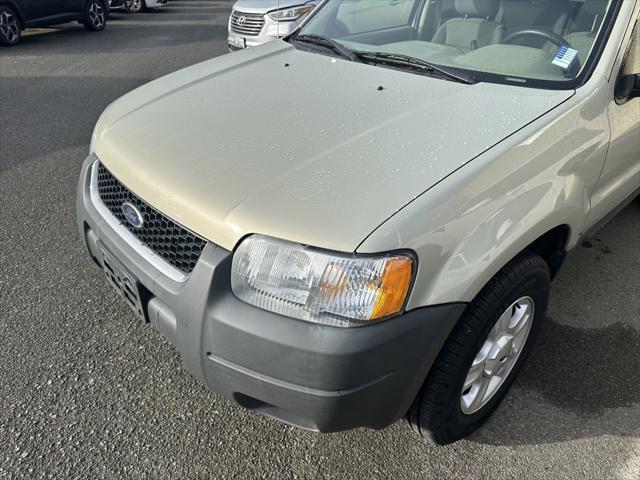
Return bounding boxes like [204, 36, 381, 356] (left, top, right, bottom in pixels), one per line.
[231, 235, 414, 328]
[268, 3, 313, 22]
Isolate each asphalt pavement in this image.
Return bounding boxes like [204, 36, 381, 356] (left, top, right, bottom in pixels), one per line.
[1, 1, 639, 479]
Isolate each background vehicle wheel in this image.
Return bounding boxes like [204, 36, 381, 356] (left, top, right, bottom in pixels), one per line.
[0, 5, 21, 46]
[125, 0, 146, 13]
[406, 251, 550, 444]
[83, 0, 107, 31]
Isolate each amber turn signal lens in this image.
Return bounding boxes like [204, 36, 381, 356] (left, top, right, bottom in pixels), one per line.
[371, 257, 414, 319]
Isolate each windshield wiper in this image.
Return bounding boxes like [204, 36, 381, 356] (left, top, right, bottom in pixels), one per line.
[354, 51, 477, 84]
[291, 34, 360, 62]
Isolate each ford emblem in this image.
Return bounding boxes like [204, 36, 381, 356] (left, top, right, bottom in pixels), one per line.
[122, 202, 144, 229]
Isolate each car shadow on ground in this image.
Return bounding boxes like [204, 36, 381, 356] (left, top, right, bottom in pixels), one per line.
[524, 319, 639, 415]
[471, 316, 640, 445]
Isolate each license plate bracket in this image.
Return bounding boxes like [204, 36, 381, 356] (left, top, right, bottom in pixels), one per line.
[100, 245, 146, 321]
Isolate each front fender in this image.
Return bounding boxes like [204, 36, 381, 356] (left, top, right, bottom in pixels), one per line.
[358, 75, 612, 308]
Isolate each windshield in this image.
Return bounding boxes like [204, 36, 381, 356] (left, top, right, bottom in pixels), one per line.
[294, 0, 619, 88]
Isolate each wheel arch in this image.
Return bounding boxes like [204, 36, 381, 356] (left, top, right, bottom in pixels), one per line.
[82, 0, 109, 10]
[0, 0, 26, 28]
[523, 224, 570, 280]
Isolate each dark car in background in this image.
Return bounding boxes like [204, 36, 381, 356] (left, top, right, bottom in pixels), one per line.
[0, 0, 107, 46]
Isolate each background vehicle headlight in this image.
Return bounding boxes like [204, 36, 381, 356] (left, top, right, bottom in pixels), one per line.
[231, 235, 414, 327]
[268, 4, 313, 22]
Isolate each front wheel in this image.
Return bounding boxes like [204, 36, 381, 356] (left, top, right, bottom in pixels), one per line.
[406, 251, 550, 444]
[83, 0, 107, 31]
[0, 5, 21, 46]
[124, 0, 146, 13]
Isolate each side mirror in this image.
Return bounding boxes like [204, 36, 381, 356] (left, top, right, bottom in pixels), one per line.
[615, 73, 640, 101]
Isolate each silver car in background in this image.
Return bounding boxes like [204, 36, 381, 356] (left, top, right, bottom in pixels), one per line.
[109, 0, 168, 13]
[228, 0, 317, 50]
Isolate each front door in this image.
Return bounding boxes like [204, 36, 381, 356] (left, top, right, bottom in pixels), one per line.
[589, 12, 640, 225]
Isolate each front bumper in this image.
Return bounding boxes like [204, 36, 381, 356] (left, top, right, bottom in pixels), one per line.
[109, 0, 167, 8]
[145, 0, 168, 8]
[77, 155, 465, 432]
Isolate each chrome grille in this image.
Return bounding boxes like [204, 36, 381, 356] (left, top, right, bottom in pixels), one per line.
[96, 163, 206, 275]
[230, 10, 265, 36]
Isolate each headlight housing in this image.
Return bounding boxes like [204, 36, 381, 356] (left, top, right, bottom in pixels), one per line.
[268, 3, 314, 22]
[231, 235, 414, 328]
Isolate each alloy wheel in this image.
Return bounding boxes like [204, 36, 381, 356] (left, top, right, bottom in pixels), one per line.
[126, 0, 144, 12]
[0, 10, 20, 44]
[88, 2, 105, 29]
[460, 296, 534, 414]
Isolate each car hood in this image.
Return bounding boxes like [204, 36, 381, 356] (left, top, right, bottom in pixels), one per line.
[93, 41, 573, 252]
[232, 0, 305, 14]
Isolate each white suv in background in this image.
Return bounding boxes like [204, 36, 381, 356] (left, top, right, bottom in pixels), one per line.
[227, 0, 317, 50]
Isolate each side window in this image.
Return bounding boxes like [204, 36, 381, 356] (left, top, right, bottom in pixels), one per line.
[337, 0, 415, 35]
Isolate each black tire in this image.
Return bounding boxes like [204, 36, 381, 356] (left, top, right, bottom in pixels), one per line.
[406, 251, 550, 444]
[0, 5, 21, 46]
[83, 0, 107, 31]
[124, 0, 146, 13]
